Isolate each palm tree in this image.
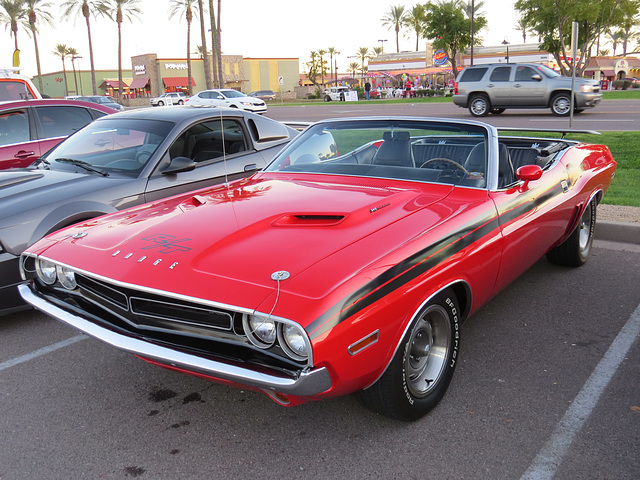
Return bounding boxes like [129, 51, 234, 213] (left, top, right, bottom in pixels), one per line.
[403, 4, 425, 51]
[61, 1, 105, 95]
[381, 5, 406, 53]
[67, 46, 80, 94]
[607, 30, 623, 56]
[52, 43, 69, 96]
[348, 61, 359, 77]
[169, 0, 198, 95]
[357, 47, 371, 85]
[460, 0, 484, 18]
[1, 0, 25, 52]
[208, 0, 219, 88]
[196, 0, 211, 88]
[97, 0, 141, 102]
[328, 47, 339, 85]
[515, 17, 529, 43]
[23, 0, 53, 93]
[317, 49, 327, 85]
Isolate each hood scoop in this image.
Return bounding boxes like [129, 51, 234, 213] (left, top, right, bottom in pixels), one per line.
[0, 171, 44, 190]
[272, 213, 346, 227]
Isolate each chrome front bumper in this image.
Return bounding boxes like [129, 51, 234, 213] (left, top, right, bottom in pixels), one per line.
[19, 284, 332, 397]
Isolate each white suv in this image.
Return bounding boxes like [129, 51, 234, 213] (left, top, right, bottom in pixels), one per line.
[323, 86, 350, 102]
[150, 92, 186, 106]
[0, 68, 42, 101]
[186, 89, 267, 114]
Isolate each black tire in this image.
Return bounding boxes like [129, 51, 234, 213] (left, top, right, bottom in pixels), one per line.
[468, 94, 490, 117]
[491, 108, 506, 114]
[547, 198, 596, 267]
[178, 100, 184, 105]
[157, 101, 164, 106]
[550, 92, 571, 116]
[574, 109, 584, 114]
[359, 289, 461, 421]
[324, 95, 331, 102]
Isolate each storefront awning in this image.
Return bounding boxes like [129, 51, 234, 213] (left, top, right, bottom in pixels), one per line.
[163, 77, 196, 88]
[129, 77, 150, 89]
[100, 79, 128, 89]
[602, 70, 615, 76]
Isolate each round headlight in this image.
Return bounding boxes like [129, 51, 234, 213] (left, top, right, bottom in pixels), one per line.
[244, 315, 276, 348]
[279, 323, 309, 361]
[35, 258, 57, 285]
[56, 265, 77, 290]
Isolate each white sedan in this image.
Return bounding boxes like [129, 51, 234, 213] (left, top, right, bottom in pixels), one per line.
[186, 89, 267, 114]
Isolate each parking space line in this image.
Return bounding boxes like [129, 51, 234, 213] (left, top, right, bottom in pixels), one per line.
[0, 334, 86, 372]
[520, 301, 640, 480]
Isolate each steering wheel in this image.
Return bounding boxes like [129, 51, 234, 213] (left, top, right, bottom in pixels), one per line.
[419, 157, 470, 175]
[135, 144, 157, 164]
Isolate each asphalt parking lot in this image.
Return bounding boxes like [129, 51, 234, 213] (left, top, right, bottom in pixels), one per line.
[1, 234, 639, 479]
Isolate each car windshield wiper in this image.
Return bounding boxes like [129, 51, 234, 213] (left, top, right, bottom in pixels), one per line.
[54, 158, 109, 177]
[31, 157, 50, 168]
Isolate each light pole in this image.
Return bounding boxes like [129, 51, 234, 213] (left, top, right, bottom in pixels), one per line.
[502, 39, 510, 63]
[72, 55, 83, 95]
[378, 39, 388, 52]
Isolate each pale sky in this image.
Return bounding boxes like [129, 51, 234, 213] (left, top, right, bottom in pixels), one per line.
[7, 0, 525, 77]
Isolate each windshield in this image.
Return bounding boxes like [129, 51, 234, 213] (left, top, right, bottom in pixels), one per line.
[266, 119, 489, 188]
[536, 64, 561, 78]
[222, 90, 247, 98]
[42, 118, 174, 176]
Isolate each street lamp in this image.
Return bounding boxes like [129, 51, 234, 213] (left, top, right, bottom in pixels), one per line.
[378, 39, 388, 52]
[502, 39, 510, 63]
[72, 55, 83, 95]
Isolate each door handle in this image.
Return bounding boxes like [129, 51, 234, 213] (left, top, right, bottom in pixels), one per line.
[14, 151, 35, 159]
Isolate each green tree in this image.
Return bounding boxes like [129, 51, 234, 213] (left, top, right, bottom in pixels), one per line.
[97, 0, 141, 101]
[1, 0, 25, 52]
[317, 49, 327, 85]
[348, 61, 359, 77]
[67, 46, 80, 94]
[23, 0, 53, 93]
[196, 0, 211, 89]
[422, 0, 487, 77]
[61, 1, 108, 95]
[328, 46, 339, 85]
[515, 0, 634, 75]
[381, 5, 407, 53]
[305, 51, 323, 94]
[403, 4, 425, 51]
[209, 0, 222, 89]
[515, 17, 530, 43]
[52, 43, 69, 96]
[607, 29, 624, 55]
[357, 46, 371, 82]
[169, 0, 198, 95]
[617, 0, 640, 55]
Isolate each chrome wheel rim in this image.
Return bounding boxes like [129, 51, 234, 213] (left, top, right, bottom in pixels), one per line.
[554, 96, 570, 115]
[405, 305, 451, 398]
[470, 98, 487, 116]
[578, 203, 593, 251]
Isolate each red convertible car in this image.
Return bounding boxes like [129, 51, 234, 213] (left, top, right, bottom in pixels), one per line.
[19, 117, 616, 421]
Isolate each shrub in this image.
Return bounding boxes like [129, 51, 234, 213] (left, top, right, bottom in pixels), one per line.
[612, 79, 632, 90]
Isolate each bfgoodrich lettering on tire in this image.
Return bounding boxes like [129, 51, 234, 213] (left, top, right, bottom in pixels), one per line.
[359, 289, 460, 421]
[547, 198, 596, 267]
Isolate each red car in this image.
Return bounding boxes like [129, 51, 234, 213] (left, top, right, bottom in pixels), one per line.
[19, 117, 616, 421]
[0, 99, 116, 169]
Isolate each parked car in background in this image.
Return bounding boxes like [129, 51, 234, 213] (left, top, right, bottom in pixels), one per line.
[150, 92, 186, 106]
[250, 89, 276, 101]
[186, 89, 267, 113]
[0, 106, 297, 315]
[453, 63, 602, 117]
[0, 98, 116, 170]
[323, 86, 350, 101]
[0, 68, 42, 101]
[18, 117, 616, 421]
[67, 95, 124, 111]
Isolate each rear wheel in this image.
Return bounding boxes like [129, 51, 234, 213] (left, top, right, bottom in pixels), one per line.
[359, 289, 460, 421]
[547, 199, 596, 266]
[468, 94, 490, 117]
[324, 95, 331, 102]
[178, 100, 184, 105]
[157, 101, 164, 106]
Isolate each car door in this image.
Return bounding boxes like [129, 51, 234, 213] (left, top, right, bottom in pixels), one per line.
[489, 152, 575, 293]
[0, 108, 40, 169]
[510, 65, 546, 105]
[486, 66, 512, 107]
[143, 117, 267, 202]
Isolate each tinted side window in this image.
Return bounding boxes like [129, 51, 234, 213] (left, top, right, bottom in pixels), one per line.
[515, 66, 538, 82]
[34, 106, 94, 139]
[459, 67, 488, 82]
[186, 119, 247, 164]
[489, 66, 511, 82]
[0, 110, 30, 146]
[0, 80, 36, 101]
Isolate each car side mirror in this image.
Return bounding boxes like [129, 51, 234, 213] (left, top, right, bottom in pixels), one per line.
[516, 164, 543, 189]
[161, 156, 196, 175]
[531, 74, 543, 81]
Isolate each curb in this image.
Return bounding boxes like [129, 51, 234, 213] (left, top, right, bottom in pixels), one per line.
[595, 220, 640, 245]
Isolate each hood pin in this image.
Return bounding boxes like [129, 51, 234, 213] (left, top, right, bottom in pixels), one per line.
[271, 271, 290, 281]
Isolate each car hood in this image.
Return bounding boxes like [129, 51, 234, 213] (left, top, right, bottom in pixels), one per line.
[36, 174, 455, 316]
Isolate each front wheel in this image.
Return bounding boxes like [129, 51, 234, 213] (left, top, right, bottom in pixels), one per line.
[324, 95, 331, 102]
[547, 198, 596, 266]
[468, 94, 490, 117]
[359, 289, 461, 421]
[178, 100, 184, 105]
[550, 93, 571, 116]
[157, 101, 164, 106]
